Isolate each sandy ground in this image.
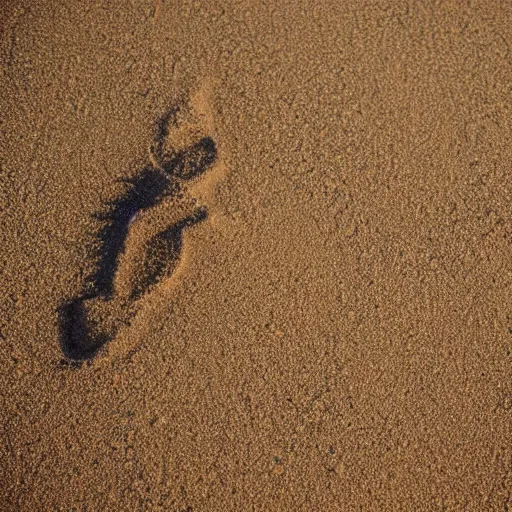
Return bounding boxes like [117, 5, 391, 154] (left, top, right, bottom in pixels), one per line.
[1, 1, 512, 510]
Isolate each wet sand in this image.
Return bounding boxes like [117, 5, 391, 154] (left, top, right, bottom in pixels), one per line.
[1, 1, 512, 510]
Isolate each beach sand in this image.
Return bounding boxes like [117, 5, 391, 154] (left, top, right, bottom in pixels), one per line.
[1, 1, 512, 510]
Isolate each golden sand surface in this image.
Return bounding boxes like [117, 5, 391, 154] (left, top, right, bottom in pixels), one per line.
[1, 1, 512, 510]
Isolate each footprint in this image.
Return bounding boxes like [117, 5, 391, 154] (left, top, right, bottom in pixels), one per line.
[59, 105, 218, 361]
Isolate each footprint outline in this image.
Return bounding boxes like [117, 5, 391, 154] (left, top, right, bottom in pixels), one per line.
[59, 105, 218, 361]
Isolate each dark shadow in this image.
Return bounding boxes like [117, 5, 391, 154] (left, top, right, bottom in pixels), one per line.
[153, 106, 180, 163]
[58, 296, 114, 361]
[91, 166, 173, 297]
[164, 137, 217, 180]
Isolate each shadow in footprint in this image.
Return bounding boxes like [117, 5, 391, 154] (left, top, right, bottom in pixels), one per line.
[164, 137, 217, 180]
[59, 297, 111, 361]
[59, 111, 217, 362]
[91, 167, 172, 297]
[129, 206, 208, 301]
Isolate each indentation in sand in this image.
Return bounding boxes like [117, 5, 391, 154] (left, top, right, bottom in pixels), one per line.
[59, 92, 223, 362]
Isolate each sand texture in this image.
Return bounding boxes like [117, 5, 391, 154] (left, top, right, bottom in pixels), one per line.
[1, 1, 512, 510]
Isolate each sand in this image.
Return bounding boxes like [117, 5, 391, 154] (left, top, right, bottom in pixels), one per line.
[1, 1, 512, 510]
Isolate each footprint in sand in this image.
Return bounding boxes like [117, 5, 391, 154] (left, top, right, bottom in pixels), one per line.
[59, 104, 218, 361]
